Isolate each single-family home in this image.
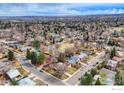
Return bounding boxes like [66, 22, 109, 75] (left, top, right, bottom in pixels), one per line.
[6, 68, 22, 81]
[112, 56, 122, 63]
[68, 56, 80, 65]
[106, 60, 118, 71]
[18, 77, 36, 86]
[100, 68, 116, 85]
[78, 52, 87, 62]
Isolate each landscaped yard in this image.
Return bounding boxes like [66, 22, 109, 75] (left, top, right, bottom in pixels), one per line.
[58, 43, 74, 53]
[87, 56, 94, 62]
[67, 66, 78, 75]
[99, 72, 107, 85]
[15, 61, 21, 68]
[34, 79, 48, 85]
[43, 66, 69, 80]
[92, 53, 97, 57]
[18, 67, 29, 77]
[42, 66, 56, 76]
[58, 74, 69, 80]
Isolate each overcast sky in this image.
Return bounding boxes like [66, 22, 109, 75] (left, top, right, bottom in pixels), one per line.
[0, 3, 124, 16]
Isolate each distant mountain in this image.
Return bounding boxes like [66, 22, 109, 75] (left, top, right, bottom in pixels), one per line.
[0, 13, 124, 21]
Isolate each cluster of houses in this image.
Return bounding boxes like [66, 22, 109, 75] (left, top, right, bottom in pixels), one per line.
[0, 57, 36, 85]
[106, 49, 123, 71]
[0, 60, 47, 86]
[6, 68, 36, 85]
[92, 48, 123, 85]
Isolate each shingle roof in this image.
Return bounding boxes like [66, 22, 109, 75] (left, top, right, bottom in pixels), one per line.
[18, 77, 36, 86]
[6, 69, 21, 79]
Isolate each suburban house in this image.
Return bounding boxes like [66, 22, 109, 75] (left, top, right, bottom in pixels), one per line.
[68, 56, 80, 65]
[6, 68, 22, 81]
[100, 68, 116, 85]
[78, 52, 88, 62]
[106, 60, 118, 71]
[18, 77, 36, 86]
[112, 56, 122, 63]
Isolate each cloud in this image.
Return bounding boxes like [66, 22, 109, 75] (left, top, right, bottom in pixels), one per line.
[0, 3, 124, 16]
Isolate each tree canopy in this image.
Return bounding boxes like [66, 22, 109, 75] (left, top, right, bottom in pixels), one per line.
[110, 47, 116, 59]
[8, 50, 14, 61]
[31, 51, 38, 65]
[80, 72, 93, 85]
[33, 40, 41, 50]
[26, 49, 31, 59]
[37, 52, 45, 64]
[95, 78, 102, 85]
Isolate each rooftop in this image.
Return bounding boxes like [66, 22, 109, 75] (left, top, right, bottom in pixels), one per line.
[18, 77, 36, 86]
[6, 68, 21, 80]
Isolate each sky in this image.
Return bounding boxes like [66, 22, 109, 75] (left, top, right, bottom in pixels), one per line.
[0, 3, 124, 16]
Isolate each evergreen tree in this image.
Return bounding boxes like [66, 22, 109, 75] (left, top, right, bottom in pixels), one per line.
[91, 68, 97, 77]
[33, 40, 41, 50]
[38, 52, 45, 64]
[80, 72, 93, 85]
[8, 50, 14, 61]
[12, 80, 19, 85]
[95, 78, 102, 85]
[115, 71, 124, 85]
[110, 47, 116, 59]
[31, 51, 38, 65]
[26, 49, 31, 59]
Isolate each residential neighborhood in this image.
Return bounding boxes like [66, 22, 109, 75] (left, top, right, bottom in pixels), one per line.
[0, 4, 124, 86]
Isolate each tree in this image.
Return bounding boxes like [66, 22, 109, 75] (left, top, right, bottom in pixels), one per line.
[8, 50, 14, 61]
[110, 47, 116, 59]
[101, 61, 107, 68]
[26, 49, 31, 59]
[91, 68, 97, 77]
[33, 40, 41, 50]
[115, 71, 124, 85]
[12, 80, 18, 85]
[31, 51, 38, 65]
[38, 52, 45, 64]
[95, 78, 102, 85]
[80, 72, 93, 85]
[55, 63, 67, 78]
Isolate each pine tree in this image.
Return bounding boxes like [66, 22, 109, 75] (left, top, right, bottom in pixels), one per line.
[33, 40, 41, 50]
[38, 52, 45, 64]
[110, 47, 116, 59]
[80, 72, 93, 85]
[8, 50, 14, 61]
[95, 78, 102, 85]
[26, 49, 31, 59]
[91, 68, 97, 77]
[31, 51, 38, 65]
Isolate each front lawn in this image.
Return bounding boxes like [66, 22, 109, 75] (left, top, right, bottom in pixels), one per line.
[42, 66, 56, 76]
[87, 56, 94, 62]
[58, 74, 69, 80]
[100, 72, 107, 85]
[43, 66, 69, 80]
[67, 67, 78, 75]
[18, 68, 29, 77]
